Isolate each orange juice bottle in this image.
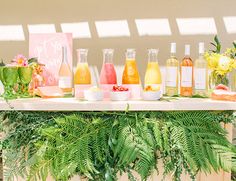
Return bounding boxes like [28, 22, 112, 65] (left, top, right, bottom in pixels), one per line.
[180, 45, 193, 97]
[144, 49, 162, 90]
[122, 49, 140, 84]
[74, 49, 91, 84]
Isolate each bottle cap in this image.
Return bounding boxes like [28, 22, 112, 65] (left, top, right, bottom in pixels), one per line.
[199, 42, 205, 54]
[185, 45, 190, 56]
[77, 49, 88, 54]
[126, 49, 136, 60]
[103, 49, 114, 54]
[77, 49, 88, 63]
[148, 49, 159, 62]
[103, 49, 114, 63]
[148, 49, 159, 54]
[170, 43, 176, 54]
[126, 49, 136, 53]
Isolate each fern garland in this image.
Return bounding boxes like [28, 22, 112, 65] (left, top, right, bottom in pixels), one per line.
[0, 110, 235, 181]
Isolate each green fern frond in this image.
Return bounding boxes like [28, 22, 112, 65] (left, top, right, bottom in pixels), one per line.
[150, 121, 163, 150]
[2, 111, 236, 181]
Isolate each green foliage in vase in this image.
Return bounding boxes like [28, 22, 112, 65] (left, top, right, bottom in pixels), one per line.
[210, 35, 221, 53]
[209, 71, 229, 87]
[232, 42, 236, 58]
[1, 110, 236, 181]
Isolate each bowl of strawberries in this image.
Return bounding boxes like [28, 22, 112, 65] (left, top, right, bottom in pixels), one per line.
[110, 85, 130, 101]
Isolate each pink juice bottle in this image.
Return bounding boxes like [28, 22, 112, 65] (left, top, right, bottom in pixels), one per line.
[100, 49, 117, 98]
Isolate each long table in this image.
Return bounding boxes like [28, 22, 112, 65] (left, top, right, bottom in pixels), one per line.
[1, 97, 235, 181]
[1, 97, 236, 111]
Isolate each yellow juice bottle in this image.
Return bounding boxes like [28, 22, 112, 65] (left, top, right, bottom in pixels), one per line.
[74, 49, 91, 84]
[122, 49, 140, 84]
[144, 49, 162, 90]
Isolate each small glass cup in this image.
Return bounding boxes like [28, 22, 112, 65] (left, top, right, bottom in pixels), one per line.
[18, 66, 33, 97]
[3, 66, 18, 99]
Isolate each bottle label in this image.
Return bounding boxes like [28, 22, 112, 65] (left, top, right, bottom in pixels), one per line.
[194, 68, 206, 90]
[181, 66, 192, 87]
[59, 76, 72, 88]
[166, 67, 177, 87]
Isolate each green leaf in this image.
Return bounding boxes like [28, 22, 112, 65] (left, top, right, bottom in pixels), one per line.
[28, 57, 38, 64]
[233, 41, 236, 48]
[210, 35, 221, 53]
[0, 59, 5, 66]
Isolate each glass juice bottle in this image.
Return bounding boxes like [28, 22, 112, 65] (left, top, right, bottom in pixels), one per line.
[58, 46, 72, 94]
[144, 49, 162, 90]
[165, 43, 179, 96]
[194, 42, 208, 96]
[122, 49, 140, 84]
[74, 49, 91, 85]
[100, 49, 117, 98]
[100, 49, 117, 85]
[180, 45, 193, 97]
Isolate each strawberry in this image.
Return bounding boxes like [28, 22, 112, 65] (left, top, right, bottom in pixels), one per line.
[112, 86, 118, 91]
[112, 85, 128, 92]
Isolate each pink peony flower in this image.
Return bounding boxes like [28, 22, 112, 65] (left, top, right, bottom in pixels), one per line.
[12, 54, 28, 66]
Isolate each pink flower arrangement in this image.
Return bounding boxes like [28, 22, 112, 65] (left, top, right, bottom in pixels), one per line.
[12, 54, 28, 66]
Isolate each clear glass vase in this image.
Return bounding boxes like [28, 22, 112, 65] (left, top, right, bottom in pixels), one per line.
[229, 69, 236, 91]
[209, 71, 229, 90]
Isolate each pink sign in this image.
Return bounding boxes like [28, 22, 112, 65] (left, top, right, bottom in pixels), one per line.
[29, 33, 73, 86]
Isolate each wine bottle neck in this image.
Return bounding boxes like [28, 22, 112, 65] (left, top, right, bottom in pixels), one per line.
[62, 46, 67, 63]
[170, 53, 176, 59]
[199, 53, 204, 58]
[148, 49, 158, 62]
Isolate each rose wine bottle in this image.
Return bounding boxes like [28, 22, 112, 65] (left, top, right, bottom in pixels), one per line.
[165, 43, 179, 96]
[58, 46, 72, 94]
[180, 45, 193, 97]
[194, 42, 208, 96]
